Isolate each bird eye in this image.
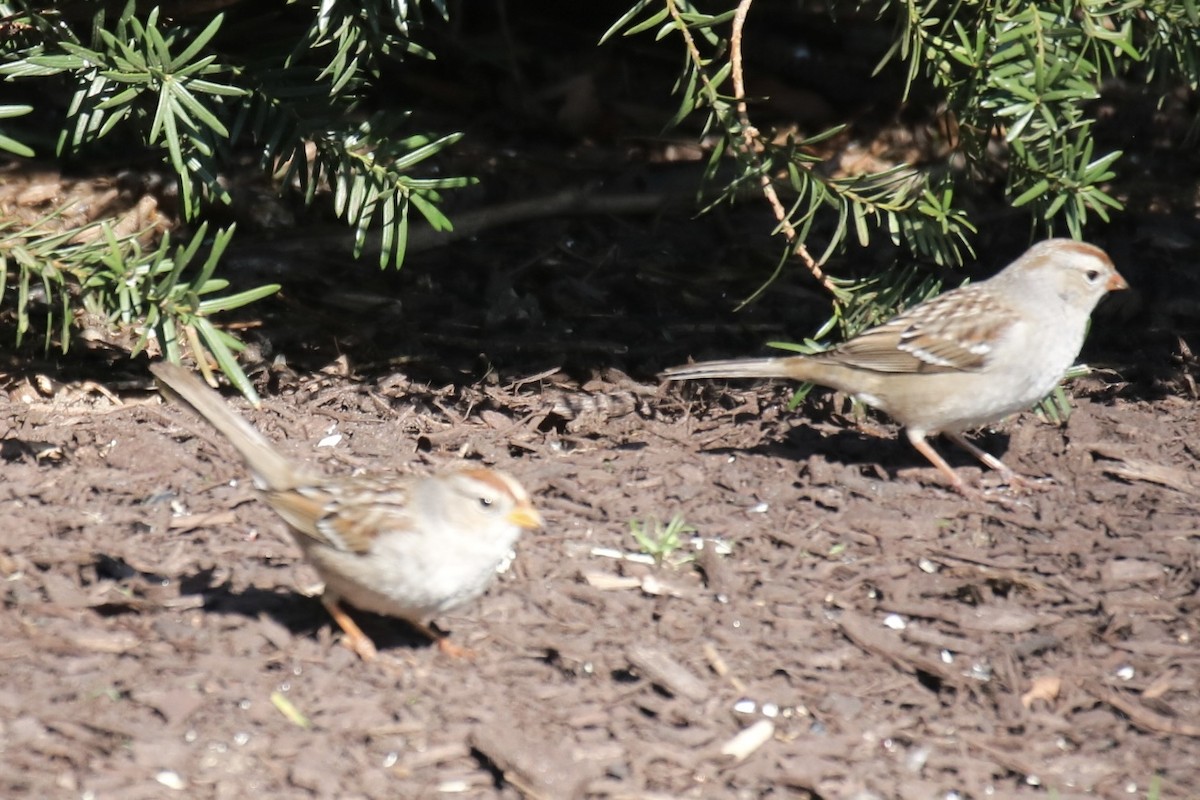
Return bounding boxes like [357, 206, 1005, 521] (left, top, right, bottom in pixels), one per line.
[1084, 269, 1101, 283]
[478, 497, 495, 510]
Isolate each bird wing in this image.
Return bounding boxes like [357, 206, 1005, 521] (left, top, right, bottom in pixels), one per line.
[265, 476, 413, 555]
[826, 285, 1020, 374]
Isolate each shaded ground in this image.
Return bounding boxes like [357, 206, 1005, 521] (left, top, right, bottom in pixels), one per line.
[4, 204, 1200, 799]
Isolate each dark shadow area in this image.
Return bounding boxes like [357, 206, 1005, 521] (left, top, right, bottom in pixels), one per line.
[203, 585, 438, 654]
[176, 565, 439, 654]
[1, 3, 1195, 410]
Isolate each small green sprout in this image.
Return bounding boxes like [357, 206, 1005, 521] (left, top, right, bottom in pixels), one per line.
[630, 513, 696, 566]
[1035, 364, 1092, 424]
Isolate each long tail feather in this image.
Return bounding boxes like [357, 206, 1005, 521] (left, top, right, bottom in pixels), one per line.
[660, 357, 799, 382]
[150, 362, 298, 490]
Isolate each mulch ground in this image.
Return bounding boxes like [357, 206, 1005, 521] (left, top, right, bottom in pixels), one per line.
[4, 203, 1199, 799]
[5, 5, 1200, 790]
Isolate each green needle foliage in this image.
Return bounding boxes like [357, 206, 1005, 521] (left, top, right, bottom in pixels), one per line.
[607, 0, 1194, 419]
[604, 0, 976, 343]
[0, 104, 34, 156]
[0, 211, 278, 401]
[879, 0, 1136, 238]
[606, 0, 1194, 329]
[0, 0, 467, 389]
[132, 223, 280, 404]
[2, 0, 467, 241]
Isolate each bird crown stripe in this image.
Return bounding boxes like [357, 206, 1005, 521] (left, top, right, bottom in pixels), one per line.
[459, 468, 528, 502]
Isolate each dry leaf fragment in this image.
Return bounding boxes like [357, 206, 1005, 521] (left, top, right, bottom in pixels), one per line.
[1021, 675, 1062, 709]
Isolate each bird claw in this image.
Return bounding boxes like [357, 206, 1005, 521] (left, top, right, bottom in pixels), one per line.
[339, 632, 379, 661]
[1004, 473, 1055, 493]
[435, 636, 476, 660]
[979, 470, 1055, 495]
[324, 596, 380, 662]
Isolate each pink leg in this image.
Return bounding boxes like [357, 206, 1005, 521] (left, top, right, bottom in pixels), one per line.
[322, 594, 379, 661]
[944, 432, 1016, 481]
[906, 430, 969, 494]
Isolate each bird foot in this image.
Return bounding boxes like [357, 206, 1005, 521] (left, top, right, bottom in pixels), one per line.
[980, 470, 1055, 495]
[323, 596, 379, 661]
[338, 632, 379, 661]
[1005, 473, 1055, 493]
[435, 636, 476, 660]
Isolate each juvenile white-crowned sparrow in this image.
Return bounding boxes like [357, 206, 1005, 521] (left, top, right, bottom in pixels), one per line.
[150, 362, 542, 660]
[662, 239, 1128, 493]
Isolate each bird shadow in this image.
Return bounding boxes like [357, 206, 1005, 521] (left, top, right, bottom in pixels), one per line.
[187, 570, 439, 654]
[699, 421, 1011, 484]
[92, 558, 438, 655]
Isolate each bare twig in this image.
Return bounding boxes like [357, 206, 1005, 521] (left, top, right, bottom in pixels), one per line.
[1082, 681, 1200, 738]
[729, 0, 834, 295]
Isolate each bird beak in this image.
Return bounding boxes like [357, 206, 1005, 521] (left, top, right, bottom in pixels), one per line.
[1107, 271, 1129, 291]
[507, 504, 544, 530]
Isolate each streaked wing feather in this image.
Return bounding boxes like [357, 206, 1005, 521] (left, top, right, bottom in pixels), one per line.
[265, 475, 414, 555]
[264, 489, 331, 542]
[825, 286, 1018, 375]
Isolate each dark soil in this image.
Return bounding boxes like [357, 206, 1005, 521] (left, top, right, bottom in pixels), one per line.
[4, 206, 1200, 800]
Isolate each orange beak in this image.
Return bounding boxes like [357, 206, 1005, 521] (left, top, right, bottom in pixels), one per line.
[1107, 271, 1129, 291]
[506, 503, 544, 530]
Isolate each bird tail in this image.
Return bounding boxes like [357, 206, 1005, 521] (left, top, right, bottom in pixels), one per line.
[150, 362, 298, 490]
[660, 356, 804, 382]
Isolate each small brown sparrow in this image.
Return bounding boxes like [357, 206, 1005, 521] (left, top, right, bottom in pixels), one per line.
[150, 362, 542, 660]
[662, 239, 1129, 493]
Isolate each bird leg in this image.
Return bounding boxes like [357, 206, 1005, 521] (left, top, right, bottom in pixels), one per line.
[434, 635, 475, 659]
[944, 432, 1055, 493]
[321, 594, 379, 661]
[414, 621, 475, 659]
[321, 595, 472, 660]
[906, 430, 970, 494]
[944, 432, 1016, 482]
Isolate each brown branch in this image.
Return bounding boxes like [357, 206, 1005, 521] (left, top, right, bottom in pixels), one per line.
[664, 0, 716, 101]
[729, 0, 835, 296]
